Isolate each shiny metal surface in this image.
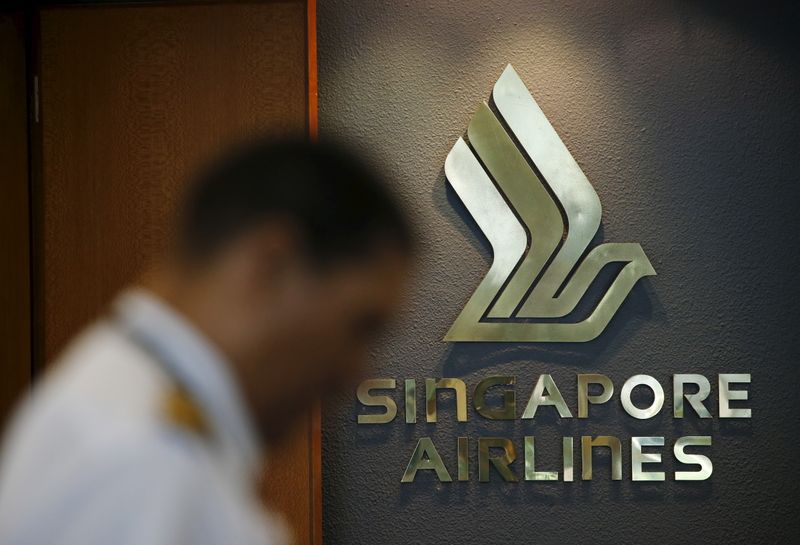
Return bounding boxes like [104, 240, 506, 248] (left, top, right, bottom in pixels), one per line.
[473, 375, 516, 420]
[674, 436, 713, 480]
[493, 64, 600, 318]
[524, 437, 559, 481]
[581, 436, 622, 480]
[563, 437, 574, 482]
[620, 375, 665, 419]
[673, 374, 712, 418]
[444, 137, 527, 335]
[444, 64, 656, 342]
[718, 374, 751, 418]
[467, 103, 562, 318]
[425, 378, 468, 423]
[401, 437, 453, 483]
[521, 373, 573, 419]
[356, 378, 397, 424]
[631, 437, 666, 481]
[404, 378, 417, 424]
[478, 437, 518, 482]
[457, 437, 470, 481]
[577, 374, 614, 418]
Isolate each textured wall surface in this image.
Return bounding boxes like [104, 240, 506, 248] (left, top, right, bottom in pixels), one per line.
[318, 1, 800, 543]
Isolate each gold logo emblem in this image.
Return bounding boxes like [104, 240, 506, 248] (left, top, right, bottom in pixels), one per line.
[445, 65, 656, 342]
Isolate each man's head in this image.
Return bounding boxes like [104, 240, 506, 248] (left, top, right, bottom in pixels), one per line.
[151, 138, 413, 443]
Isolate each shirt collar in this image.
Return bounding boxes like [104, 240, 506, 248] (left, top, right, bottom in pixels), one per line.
[113, 288, 262, 486]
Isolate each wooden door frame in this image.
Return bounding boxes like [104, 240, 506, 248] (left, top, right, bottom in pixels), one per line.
[305, 1, 322, 543]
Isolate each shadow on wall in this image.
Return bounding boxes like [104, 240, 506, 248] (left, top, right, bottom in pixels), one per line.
[686, 0, 800, 64]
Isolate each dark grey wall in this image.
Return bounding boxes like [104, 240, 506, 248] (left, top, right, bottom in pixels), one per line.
[318, 1, 800, 543]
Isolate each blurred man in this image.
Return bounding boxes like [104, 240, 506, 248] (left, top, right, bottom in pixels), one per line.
[0, 138, 413, 545]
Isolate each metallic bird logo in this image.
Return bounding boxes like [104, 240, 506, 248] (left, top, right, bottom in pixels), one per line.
[445, 65, 656, 342]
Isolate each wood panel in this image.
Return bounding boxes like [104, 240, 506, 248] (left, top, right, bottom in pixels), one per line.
[305, 2, 323, 543]
[0, 10, 31, 432]
[36, 2, 316, 543]
[38, 2, 307, 360]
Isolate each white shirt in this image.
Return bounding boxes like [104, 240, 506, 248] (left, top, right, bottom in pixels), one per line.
[0, 290, 291, 545]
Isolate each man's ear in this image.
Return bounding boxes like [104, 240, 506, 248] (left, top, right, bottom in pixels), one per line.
[243, 221, 305, 291]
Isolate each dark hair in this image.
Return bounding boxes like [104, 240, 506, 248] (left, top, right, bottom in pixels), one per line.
[178, 137, 413, 267]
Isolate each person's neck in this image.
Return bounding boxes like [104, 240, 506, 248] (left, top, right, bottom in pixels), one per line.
[136, 262, 284, 443]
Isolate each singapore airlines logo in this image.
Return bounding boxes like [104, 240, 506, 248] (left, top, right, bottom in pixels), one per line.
[445, 65, 656, 343]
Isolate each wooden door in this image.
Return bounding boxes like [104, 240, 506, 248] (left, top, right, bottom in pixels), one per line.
[32, 2, 319, 543]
